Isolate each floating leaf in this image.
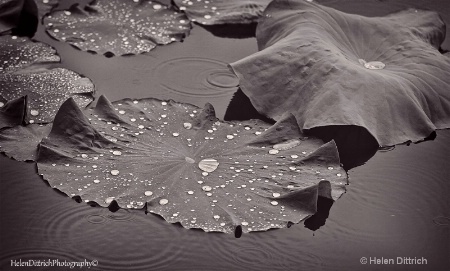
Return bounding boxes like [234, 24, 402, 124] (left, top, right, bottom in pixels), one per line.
[37, 95, 346, 233]
[0, 35, 94, 123]
[44, 0, 191, 56]
[0, 96, 26, 129]
[173, 0, 271, 25]
[0, 0, 38, 36]
[230, 0, 450, 146]
[0, 123, 51, 161]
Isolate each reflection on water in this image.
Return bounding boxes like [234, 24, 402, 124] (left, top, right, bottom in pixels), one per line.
[1, 0, 450, 270]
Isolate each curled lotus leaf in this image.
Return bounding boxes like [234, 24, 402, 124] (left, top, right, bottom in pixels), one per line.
[173, 0, 272, 25]
[0, 0, 38, 36]
[0, 35, 94, 123]
[37, 95, 346, 234]
[0, 123, 51, 161]
[230, 0, 450, 147]
[0, 96, 26, 129]
[44, 0, 191, 56]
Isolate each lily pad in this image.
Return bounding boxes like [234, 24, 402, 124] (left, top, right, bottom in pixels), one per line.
[230, 0, 450, 147]
[0, 123, 51, 161]
[0, 96, 26, 129]
[173, 0, 271, 25]
[0, 35, 94, 123]
[0, 0, 38, 36]
[44, 0, 191, 56]
[37, 95, 346, 233]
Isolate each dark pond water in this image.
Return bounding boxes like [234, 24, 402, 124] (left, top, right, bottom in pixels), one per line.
[1, 0, 449, 270]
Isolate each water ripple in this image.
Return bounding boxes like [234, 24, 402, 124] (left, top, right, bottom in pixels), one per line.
[152, 57, 239, 97]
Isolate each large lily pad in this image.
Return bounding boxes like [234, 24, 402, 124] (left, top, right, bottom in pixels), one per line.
[230, 0, 450, 146]
[44, 0, 191, 56]
[0, 35, 94, 123]
[173, 0, 271, 25]
[37, 95, 346, 233]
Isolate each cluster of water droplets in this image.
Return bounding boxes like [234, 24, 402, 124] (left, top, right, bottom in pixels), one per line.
[37, 96, 346, 233]
[44, 0, 191, 55]
[173, 0, 272, 24]
[0, 35, 94, 123]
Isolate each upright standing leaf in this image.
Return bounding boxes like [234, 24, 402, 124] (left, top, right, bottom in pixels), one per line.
[37, 95, 346, 234]
[0, 96, 26, 129]
[230, 0, 450, 146]
[0, 0, 38, 36]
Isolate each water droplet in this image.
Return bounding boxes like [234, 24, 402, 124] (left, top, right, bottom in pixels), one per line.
[0, 102, 4, 108]
[226, 135, 234, 139]
[183, 122, 192, 129]
[242, 221, 249, 226]
[144, 191, 153, 196]
[187, 191, 194, 195]
[64, 11, 72, 16]
[93, 179, 100, 183]
[159, 199, 169, 205]
[110, 170, 120, 176]
[272, 193, 281, 198]
[269, 149, 279, 155]
[118, 110, 125, 114]
[185, 157, 195, 163]
[204, 14, 212, 19]
[274, 139, 301, 150]
[361, 60, 385, 70]
[202, 172, 209, 176]
[198, 158, 219, 173]
[173, 132, 179, 137]
[337, 173, 342, 177]
[112, 150, 122, 156]
[161, 114, 167, 118]
[213, 215, 220, 220]
[105, 197, 115, 204]
[153, 4, 162, 10]
[202, 186, 212, 191]
[271, 201, 279, 206]
[291, 155, 299, 159]
[328, 167, 334, 170]
[81, 154, 88, 158]
[30, 109, 39, 116]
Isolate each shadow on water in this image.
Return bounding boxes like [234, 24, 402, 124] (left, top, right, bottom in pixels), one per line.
[200, 23, 257, 39]
[304, 196, 335, 231]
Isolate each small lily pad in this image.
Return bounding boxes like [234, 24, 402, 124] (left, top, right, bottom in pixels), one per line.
[37, 95, 346, 233]
[173, 0, 271, 25]
[44, 0, 191, 56]
[0, 35, 94, 123]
